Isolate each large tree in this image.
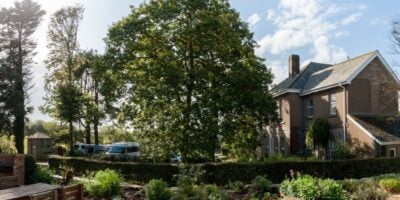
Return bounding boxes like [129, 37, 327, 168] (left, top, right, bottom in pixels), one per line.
[105, 0, 276, 161]
[43, 5, 84, 152]
[0, 0, 45, 153]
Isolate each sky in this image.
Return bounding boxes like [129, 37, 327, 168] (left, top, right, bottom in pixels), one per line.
[0, 0, 399, 121]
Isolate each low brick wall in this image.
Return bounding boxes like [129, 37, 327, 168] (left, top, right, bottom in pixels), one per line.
[0, 154, 25, 189]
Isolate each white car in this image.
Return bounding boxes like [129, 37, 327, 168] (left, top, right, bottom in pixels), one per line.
[106, 142, 140, 158]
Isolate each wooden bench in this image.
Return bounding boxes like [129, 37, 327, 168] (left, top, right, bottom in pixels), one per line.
[30, 190, 58, 200]
[59, 184, 83, 200]
[0, 183, 58, 200]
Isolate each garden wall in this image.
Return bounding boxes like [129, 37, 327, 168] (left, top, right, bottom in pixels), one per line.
[48, 156, 400, 185]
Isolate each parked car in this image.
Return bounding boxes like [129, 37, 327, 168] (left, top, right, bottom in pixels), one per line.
[73, 143, 109, 155]
[106, 142, 140, 158]
[170, 153, 181, 163]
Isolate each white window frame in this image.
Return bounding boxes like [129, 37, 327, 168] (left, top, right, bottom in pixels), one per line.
[307, 99, 314, 118]
[390, 148, 397, 158]
[330, 93, 337, 116]
[277, 100, 283, 122]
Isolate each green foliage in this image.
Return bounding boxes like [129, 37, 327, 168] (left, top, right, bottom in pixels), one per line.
[379, 178, 400, 193]
[145, 179, 172, 200]
[104, 0, 276, 162]
[0, 135, 16, 153]
[332, 142, 354, 159]
[31, 166, 56, 184]
[342, 179, 386, 200]
[250, 176, 272, 198]
[203, 184, 228, 200]
[227, 181, 245, 193]
[280, 175, 347, 200]
[84, 169, 122, 198]
[24, 155, 37, 184]
[50, 156, 400, 186]
[0, 0, 45, 153]
[306, 118, 331, 150]
[175, 165, 206, 195]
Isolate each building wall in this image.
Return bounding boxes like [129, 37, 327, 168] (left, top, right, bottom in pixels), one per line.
[348, 58, 399, 115]
[302, 87, 345, 131]
[347, 116, 376, 158]
[28, 139, 52, 160]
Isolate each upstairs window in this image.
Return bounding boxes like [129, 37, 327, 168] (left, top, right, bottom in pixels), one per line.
[276, 100, 283, 121]
[330, 93, 337, 116]
[307, 99, 314, 118]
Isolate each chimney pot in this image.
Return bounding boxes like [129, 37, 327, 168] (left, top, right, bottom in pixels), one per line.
[289, 54, 300, 77]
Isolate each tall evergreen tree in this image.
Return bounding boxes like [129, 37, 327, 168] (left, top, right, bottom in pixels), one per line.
[105, 0, 276, 161]
[43, 5, 84, 152]
[0, 0, 45, 153]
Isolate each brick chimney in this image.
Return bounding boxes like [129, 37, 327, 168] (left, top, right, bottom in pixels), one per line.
[288, 54, 300, 77]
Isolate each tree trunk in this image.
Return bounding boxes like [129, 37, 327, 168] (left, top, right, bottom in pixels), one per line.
[94, 81, 99, 145]
[85, 121, 91, 144]
[69, 120, 74, 152]
[14, 30, 25, 154]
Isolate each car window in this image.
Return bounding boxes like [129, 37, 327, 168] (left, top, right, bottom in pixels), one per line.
[109, 146, 125, 153]
[127, 146, 139, 153]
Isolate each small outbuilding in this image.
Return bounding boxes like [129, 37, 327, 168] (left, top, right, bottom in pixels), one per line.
[27, 132, 53, 160]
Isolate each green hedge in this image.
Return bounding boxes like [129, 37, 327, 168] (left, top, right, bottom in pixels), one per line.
[48, 156, 400, 185]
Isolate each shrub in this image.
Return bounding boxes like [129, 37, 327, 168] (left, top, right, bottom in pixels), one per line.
[84, 169, 122, 198]
[31, 167, 55, 184]
[347, 179, 386, 200]
[49, 156, 400, 185]
[332, 142, 354, 159]
[145, 179, 172, 200]
[0, 135, 16, 153]
[175, 165, 205, 195]
[227, 181, 245, 193]
[203, 184, 227, 200]
[25, 155, 37, 184]
[280, 175, 347, 200]
[379, 178, 400, 193]
[250, 176, 272, 198]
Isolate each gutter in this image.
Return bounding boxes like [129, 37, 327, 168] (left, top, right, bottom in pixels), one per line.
[339, 82, 348, 142]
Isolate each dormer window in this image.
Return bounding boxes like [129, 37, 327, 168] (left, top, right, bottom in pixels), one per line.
[307, 99, 314, 118]
[330, 93, 337, 116]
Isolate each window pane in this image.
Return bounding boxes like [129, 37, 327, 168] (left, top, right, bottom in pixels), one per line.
[330, 94, 336, 115]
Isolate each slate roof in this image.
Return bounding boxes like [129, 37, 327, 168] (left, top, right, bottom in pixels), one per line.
[350, 115, 400, 144]
[27, 132, 51, 139]
[271, 50, 378, 96]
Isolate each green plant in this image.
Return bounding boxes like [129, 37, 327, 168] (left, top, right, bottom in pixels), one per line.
[280, 175, 347, 200]
[305, 118, 330, 158]
[145, 179, 172, 200]
[227, 181, 245, 193]
[347, 180, 386, 200]
[31, 167, 55, 184]
[0, 135, 16, 153]
[250, 176, 272, 198]
[203, 184, 227, 200]
[24, 155, 37, 184]
[84, 169, 122, 198]
[175, 165, 205, 195]
[332, 142, 354, 159]
[379, 178, 400, 193]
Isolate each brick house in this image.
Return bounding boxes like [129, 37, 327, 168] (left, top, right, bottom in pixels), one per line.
[264, 50, 400, 158]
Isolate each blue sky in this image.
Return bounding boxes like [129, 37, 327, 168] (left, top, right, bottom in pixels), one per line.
[1, 0, 400, 121]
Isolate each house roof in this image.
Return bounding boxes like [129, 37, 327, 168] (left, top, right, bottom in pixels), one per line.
[350, 115, 400, 144]
[27, 132, 51, 139]
[271, 50, 399, 97]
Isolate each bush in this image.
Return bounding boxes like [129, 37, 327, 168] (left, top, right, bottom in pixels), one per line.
[379, 178, 400, 193]
[250, 176, 272, 198]
[31, 167, 55, 184]
[84, 169, 122, 198]
[280, 175, 347, 200]
[25, 155, 37, 184]
[49, 156, 400, 185]
[332, 142, 354, 159]
[344, 179, 386, 200]
[227, 181, 245, 193]
[145, 179, 172, 200]
[203, 184, 227, 200]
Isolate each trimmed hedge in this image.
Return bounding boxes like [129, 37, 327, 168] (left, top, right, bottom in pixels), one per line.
[49, 156, 400, 185]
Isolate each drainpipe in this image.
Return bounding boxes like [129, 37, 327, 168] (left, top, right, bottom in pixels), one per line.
[300, 97, 305, 155]
[339, 83, 348, 142]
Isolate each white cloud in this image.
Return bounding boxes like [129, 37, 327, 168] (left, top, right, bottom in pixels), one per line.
[267, 60, 287, 84]
[247, 13, 261, 28]
[256, 0, 365, 82]
[341, 13, 362, 25]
